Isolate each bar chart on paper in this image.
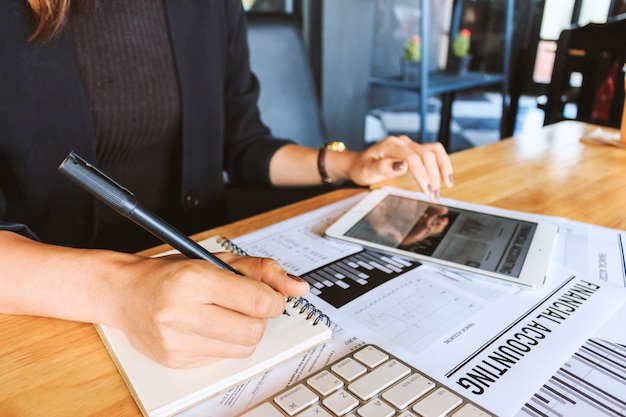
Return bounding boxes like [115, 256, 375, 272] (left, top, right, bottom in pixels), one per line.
[518, 338, 626, 417]
[300, 249, 421, 308]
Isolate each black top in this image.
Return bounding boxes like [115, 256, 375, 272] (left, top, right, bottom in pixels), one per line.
[0, 0, 294, 252]
[69, 0, 183, 250]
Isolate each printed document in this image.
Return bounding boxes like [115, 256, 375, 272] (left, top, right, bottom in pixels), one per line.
[179, 190, 626, 417]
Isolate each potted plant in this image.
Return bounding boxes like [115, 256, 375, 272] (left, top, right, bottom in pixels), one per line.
[448, 29, 472, 75]
[401, 35, 421, 82]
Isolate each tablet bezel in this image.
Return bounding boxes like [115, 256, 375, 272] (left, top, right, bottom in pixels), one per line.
[325, 189, 558, 288]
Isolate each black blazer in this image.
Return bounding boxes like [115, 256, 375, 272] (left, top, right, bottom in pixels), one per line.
[0, 0, 292, 247]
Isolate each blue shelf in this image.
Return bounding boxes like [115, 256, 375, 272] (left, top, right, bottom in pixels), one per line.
[367, 0, 514, 149]
[369, 71, 505, 96]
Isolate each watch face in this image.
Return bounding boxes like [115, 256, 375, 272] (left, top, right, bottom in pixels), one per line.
[326, 141, 346, 152]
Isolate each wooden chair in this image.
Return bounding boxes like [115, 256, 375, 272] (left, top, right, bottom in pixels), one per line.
[543, 16, 626, 128]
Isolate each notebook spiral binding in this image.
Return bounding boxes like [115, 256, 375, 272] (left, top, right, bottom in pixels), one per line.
[215, 236, 249, 256]
[286, 296, 331, 327]
[215, 236, 331, 328]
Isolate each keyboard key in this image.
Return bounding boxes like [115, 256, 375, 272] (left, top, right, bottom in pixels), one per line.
[412, 387, 462, 417]
[353, 345, 388, 368]
[451, 403, 493, 417]
[331, 357, 367, 381]
[307, 370, 344, 396]
[356, 397, 395, 417]
[274, 383, 318, 416]
[348, 359, 411, 400]
[298, 404, 334, 417]
[382, 373, 436, 409]
[322, 388, 359, 415]
[238, 402, 284, 417]
[237, 345, 493, 417]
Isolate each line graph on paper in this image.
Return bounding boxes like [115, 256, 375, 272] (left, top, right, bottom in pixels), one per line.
[350, 276, 483, 353]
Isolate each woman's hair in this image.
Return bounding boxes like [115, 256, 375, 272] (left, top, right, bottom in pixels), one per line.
[27, 0, 91, 43]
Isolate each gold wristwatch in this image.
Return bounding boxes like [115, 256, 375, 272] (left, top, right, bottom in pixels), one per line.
[317, 141, 346, 184]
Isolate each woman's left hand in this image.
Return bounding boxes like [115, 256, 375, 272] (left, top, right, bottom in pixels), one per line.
[347, 135, 454, 201]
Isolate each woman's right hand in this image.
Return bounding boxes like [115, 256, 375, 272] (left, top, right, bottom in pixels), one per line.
[0, 231, 309, 369]
[111, 252, 310, 368]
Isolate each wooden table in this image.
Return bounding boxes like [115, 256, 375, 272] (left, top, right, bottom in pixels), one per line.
[380, 120, 626, 231]
[1, 121, 625, 416]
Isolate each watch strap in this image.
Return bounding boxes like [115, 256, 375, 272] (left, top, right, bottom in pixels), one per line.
[317, 142, 346, 184]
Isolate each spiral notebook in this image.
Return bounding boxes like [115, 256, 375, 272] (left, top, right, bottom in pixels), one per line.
[95, 236, 333, 417]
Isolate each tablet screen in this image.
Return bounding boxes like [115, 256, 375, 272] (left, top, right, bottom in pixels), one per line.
[343, 194, 537, 278]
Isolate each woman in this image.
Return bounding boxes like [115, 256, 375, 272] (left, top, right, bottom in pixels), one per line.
[0, 0, 453, 368]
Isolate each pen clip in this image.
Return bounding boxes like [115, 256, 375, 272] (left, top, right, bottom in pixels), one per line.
[63, 151, 135, 196]
[59, 151, 242, 274]
[58, 151, 138, 217]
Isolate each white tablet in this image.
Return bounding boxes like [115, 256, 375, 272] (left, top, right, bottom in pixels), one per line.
[325, 189, 558, 288]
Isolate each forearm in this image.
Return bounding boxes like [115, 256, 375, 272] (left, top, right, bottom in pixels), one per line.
[0, 230, 312, 367]
[268, 144, 358, 186]
[0, 231, 133, 326]
[269, 137, 454, 200]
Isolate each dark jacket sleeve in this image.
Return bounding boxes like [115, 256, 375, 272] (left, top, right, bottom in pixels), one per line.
[0, 0, 97, 247]
[163, 0, 293, 203]
[0, 189, 40, 240]
[220, 1, 294, 187]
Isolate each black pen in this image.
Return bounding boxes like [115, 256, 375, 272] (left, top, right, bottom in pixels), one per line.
[58, 151, 240, 274]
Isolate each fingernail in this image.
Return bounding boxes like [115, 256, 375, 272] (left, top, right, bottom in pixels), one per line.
[427, 184, 433, 196]
[448, 174, 454, 186]
[287, 273, 306, 283]
[433, 189, 440, 202]
[392, 161, 405, 171]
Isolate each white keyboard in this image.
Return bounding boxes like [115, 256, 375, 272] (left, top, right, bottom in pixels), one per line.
[239, 344, 493, 417]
